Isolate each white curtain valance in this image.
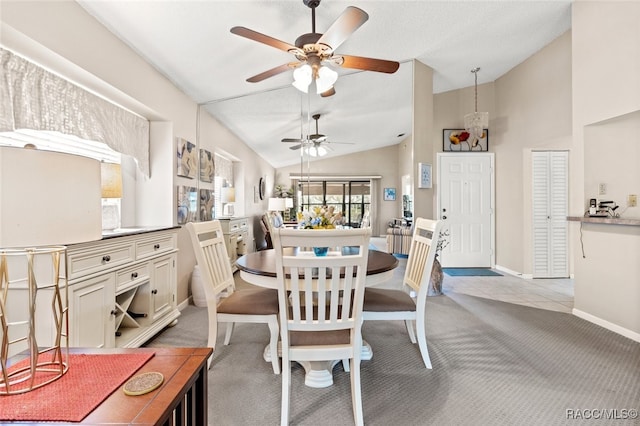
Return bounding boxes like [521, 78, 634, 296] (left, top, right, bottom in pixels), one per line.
[0, 48, 150, 176]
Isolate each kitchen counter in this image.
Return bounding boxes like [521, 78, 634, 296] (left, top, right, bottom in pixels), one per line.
[567, 216, 640, 226]
[101, 225, 180, 240]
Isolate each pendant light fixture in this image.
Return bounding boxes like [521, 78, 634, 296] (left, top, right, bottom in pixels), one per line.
[464, 67, 488, 145]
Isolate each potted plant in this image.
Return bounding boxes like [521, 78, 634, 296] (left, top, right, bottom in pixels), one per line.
[429, 229, 449, 296]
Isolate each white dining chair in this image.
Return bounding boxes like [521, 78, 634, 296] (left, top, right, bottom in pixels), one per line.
[271, 227, 371, 426]
[186, 220, 280, 373]
[362, 217, 443, 369]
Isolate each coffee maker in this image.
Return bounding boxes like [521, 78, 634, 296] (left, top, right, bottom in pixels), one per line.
[589, 199, 618, 217]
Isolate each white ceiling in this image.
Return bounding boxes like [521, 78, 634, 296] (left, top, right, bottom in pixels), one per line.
[77, 0, 572, 168]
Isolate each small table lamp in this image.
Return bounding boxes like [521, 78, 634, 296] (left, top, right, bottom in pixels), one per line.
[0, 146, 102, 394]
[284, 198, 294, 221]
[221, 186, 235, 217]
[101, 162, 123, 230]
[268, 198, 286, 228]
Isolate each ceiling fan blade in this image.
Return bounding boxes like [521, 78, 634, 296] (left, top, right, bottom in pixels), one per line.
[230, 26, 300, 54]
[289, 144, 302, 151]
[282, 138, 303, 143]
[339, 54, 400, 74]
[326, 141, 355, 145]
[320, 87, 336, 97]
[246, 63, 298, 83]
[317, 7, 368, 53]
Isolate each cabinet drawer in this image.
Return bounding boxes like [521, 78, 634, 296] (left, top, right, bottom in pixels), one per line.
[136, 233, 176, 260]
[229, 219, 248, 232]
[68, 242, 135, 280]
[116, 262, 150, 292]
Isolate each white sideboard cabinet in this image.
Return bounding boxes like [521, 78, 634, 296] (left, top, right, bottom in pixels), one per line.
[217, 217, 249, 271]
[66, 227, 180, 348]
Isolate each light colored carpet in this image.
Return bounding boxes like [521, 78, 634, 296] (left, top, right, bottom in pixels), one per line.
[145, 279, 640, 425]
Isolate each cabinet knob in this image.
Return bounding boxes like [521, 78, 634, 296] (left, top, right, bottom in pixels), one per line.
[110, 309, 117, 316]
[442, 215, 447, 220]
[102, 255, 111, 262]
[153, 244, 160, 250]
[131, 272, 138, 279]
[151, 289, 158, 295]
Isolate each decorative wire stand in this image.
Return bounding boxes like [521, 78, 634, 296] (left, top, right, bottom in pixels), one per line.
[0, 246, 70, 395]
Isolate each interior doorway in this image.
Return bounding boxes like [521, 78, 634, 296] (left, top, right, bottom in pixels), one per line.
[437, 153, 495, 267]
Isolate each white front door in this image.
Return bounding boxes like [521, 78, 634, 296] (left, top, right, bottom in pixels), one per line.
[437, 153, 494, 267]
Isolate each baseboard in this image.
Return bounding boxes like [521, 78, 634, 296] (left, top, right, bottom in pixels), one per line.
[573, 308, 640, 343]
[178, 298, 191, 311]
[494, 265, 532, 279]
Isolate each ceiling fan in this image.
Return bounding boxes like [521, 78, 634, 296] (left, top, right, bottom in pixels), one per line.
[282, 113, 354, 155]
[230, 0, 399, 96]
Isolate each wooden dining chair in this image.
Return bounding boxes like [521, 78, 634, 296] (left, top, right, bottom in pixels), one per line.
[186, 220, 280, 373]
[362, 217, 443, 369]
[271, 227, 371, 426]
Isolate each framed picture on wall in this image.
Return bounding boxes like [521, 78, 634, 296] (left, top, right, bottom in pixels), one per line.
[384, 187, 396, 201]
[177, 185, 198, 224]
[176, 138, 197, 178]
[199, 149, 214, 182]
[443, 129, 489, 152]
[199, 189, 214, 221]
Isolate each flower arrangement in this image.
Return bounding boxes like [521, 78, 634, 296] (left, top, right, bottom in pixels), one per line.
[297, 206, 343, 229]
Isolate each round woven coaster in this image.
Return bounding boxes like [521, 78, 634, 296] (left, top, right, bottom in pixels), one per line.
[123, 371, 164, 396]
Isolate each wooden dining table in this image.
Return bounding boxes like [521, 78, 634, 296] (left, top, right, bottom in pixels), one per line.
[235, 247, 398, 388]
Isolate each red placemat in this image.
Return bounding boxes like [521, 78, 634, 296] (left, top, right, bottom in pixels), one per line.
[0, 352, 154, 422]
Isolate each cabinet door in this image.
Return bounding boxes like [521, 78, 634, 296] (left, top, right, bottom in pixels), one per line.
[150, 254, 175, 322]
[69, 274, 116, 348]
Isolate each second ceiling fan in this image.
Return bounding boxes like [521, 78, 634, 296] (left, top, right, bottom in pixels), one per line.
[282, 113, 354, 155]
[230, 0, 399, 96]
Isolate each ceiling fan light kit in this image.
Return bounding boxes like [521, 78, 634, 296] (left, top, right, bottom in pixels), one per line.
[464, 67, 489, 142]
[305, 144, 328, 157]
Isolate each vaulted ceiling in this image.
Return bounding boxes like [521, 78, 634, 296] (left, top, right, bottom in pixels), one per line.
[77, 0, 572, 168]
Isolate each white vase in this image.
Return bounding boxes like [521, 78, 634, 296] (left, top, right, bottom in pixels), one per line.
[190, 265, 207, 307]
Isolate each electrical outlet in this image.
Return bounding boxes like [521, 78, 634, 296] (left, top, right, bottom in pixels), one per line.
[629, 194, 637, 207]
[598, 183, 607, 195]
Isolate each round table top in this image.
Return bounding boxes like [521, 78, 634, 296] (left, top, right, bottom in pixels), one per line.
[236, 248, 398, 279]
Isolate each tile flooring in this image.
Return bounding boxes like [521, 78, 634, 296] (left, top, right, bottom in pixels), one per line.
[369, 237, 574, 314]
[441, 273, 574, 313]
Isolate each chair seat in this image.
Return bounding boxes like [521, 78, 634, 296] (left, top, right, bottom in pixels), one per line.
[218, 288, 279, 315]
[363, 288, 416, 312]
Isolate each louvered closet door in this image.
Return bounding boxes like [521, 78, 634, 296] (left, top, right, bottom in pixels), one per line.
[532, 151, 569, 278]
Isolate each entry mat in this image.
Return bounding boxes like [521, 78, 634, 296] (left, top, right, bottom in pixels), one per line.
[443, 268, 503, 277]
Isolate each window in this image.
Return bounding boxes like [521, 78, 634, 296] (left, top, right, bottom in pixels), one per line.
[297, 180, 370, 227]
[214, 153, 234, 218]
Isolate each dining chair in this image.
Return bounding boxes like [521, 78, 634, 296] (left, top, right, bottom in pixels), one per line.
[362, 217, 443, 369]
[186, 220, 280, 373]
[271, 227, 372, 426]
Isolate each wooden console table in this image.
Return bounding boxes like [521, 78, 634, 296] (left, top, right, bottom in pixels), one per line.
[6, 347, 212, 425]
